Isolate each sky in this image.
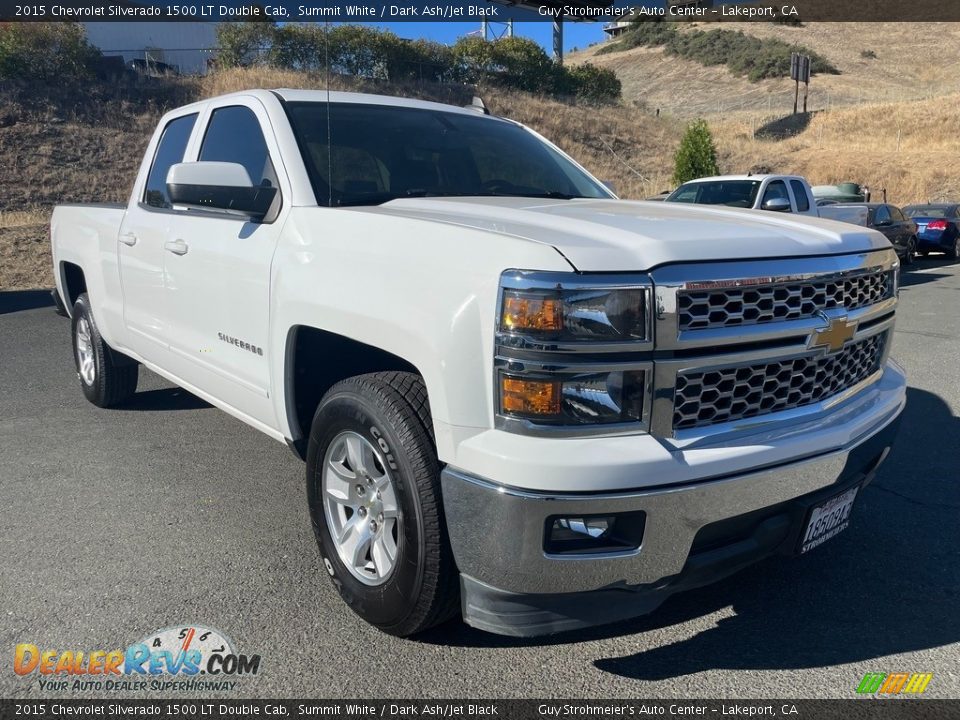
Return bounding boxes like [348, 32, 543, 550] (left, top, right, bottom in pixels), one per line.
[370, 21, 609, 54]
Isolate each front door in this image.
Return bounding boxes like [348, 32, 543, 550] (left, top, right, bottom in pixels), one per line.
[162, 102, 287, 425]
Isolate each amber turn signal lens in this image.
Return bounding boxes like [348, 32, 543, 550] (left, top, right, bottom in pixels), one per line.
[501, 376, 561, 416]
[501, 293, 563, 333]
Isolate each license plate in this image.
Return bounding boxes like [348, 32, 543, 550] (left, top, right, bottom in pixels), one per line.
[798, 486, 859, 554]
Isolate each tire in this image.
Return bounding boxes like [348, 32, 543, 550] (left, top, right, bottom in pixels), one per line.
[71, 293, 138, 408]
[305, 371, 459, 636]
[902, 237, 916, 266]
[947, 237, 960, 260]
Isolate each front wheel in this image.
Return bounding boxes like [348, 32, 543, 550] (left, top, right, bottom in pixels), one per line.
[71, 293, 138, 407]
[305, 372, 459, 636]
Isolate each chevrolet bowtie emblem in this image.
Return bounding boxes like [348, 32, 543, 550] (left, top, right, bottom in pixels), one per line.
[809, 312, 858, 353]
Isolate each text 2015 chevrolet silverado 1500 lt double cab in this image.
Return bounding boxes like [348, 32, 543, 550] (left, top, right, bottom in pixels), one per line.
[51, 90, 906, 637]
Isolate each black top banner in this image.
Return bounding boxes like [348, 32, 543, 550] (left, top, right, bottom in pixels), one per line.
[3, 0, 960, 23]
[0, 700, 959, 720]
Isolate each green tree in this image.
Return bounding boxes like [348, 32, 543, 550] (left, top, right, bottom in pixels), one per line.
[451, 36, 498, 85]
[672, 119, 719, 186]
[0, 23, 100, 82]
[489, 37, 556, 93]
[215, 22, 275, 67]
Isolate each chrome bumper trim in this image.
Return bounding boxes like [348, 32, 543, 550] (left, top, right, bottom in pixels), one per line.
[441, 402, 901, 595]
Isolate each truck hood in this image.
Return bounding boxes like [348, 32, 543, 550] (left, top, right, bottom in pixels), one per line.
[355, 197, 891, 271]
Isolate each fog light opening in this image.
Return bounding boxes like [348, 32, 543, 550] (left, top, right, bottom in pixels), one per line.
[544, 512, 646, 555]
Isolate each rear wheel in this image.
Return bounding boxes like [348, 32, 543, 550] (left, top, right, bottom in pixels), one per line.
[305, 371, 459, 636]
[947, 236, 960, 260]
[903, 237, 917, 265]
[71, 293, 138, 407]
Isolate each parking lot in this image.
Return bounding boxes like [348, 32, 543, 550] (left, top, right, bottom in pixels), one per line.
[1, 259, 958, 699]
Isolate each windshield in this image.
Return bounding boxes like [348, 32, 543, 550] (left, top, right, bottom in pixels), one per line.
[665, 180, 761, 208]
[904, 206, 949, 218]
[284, 101, 612, 207]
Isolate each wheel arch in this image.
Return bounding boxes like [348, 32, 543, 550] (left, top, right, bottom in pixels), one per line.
[284, 325, 432, 460]
[59, 261, 88, 315]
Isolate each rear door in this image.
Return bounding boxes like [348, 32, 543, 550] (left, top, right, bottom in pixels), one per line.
[161, 99, 289, 425]
[118, 111, 198, 355]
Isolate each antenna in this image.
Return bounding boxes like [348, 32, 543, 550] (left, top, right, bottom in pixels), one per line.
[325, 20, 333, 207]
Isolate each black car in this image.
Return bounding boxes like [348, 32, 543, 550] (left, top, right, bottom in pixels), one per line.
[819, 203, 918, 265]
[903, 204, 960, 258]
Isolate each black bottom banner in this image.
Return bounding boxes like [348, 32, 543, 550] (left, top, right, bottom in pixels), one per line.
[1, 700, 958, 720]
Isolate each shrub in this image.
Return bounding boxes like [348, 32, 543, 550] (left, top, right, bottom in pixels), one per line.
[596, 20, 678, 55]
[673, 119, 719, 186]
[563, 63, 622, 104]
[860, 49, 877, 59]
[0, 23, 101, 83]
[383, 38, 454, 83]
[596, 22, 839, 82]
[214, 27, 620, 104]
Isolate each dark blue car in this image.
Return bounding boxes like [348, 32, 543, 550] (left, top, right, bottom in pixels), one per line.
[903, 204, 960, 258]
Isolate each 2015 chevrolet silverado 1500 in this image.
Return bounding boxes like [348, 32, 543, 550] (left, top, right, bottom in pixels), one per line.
[51, 90, 906, 637]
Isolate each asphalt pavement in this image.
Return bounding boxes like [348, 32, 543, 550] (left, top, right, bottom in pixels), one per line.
[1, 260, 958, 699]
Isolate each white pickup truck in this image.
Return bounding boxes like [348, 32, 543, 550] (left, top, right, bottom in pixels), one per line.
[51, 89, 905, 637]
[665, 174, 820, 216]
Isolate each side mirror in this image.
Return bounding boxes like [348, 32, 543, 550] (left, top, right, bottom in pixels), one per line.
[874, 218, 892, 227]
[761, 197, 792, 212]
[166, 162, 277, 220]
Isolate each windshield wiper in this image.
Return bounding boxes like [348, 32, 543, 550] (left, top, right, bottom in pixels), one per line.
[505, 191, 588, 200]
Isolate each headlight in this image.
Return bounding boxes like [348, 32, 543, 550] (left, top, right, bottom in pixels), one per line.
[499, 370, 647, 425]
[499, 285, 650, 344]
[496, 271, 653, 435]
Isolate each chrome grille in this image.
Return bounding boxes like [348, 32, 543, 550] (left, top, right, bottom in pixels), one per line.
[677, 270, 893, 331]
[673, 333, 886, 430]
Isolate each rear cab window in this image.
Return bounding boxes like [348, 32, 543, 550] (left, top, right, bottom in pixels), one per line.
[789, 180, 810, 212]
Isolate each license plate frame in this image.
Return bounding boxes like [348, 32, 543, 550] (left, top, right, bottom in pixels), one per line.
[798, 485, 859, 554]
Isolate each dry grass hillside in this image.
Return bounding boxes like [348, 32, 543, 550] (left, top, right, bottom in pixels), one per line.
[3, 48, 959, 291]
[572, 22, 960, 117]
[0, 68, 677, 290]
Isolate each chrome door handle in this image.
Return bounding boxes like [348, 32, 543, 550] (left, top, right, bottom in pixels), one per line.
[164, 239, 189, 256]
[119, 232, 138, 247]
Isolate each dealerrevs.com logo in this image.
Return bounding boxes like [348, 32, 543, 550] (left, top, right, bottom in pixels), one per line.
[14, 625, 261, 693]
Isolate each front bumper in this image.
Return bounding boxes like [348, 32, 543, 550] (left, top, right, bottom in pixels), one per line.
[441, 399, 902, 637]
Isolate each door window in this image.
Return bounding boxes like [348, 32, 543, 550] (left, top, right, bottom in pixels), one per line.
[875, 206, 891, 224]
[199, 105, 278, 189]
[143, 113, 197, 208]
[789, 180, 810, 212]
[762, 180, 790, 209]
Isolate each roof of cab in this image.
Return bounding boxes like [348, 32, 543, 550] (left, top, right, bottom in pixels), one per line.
[273, 88, 486, 116]
[680, 174, 808, 183]
[162, 88, 492, 122]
